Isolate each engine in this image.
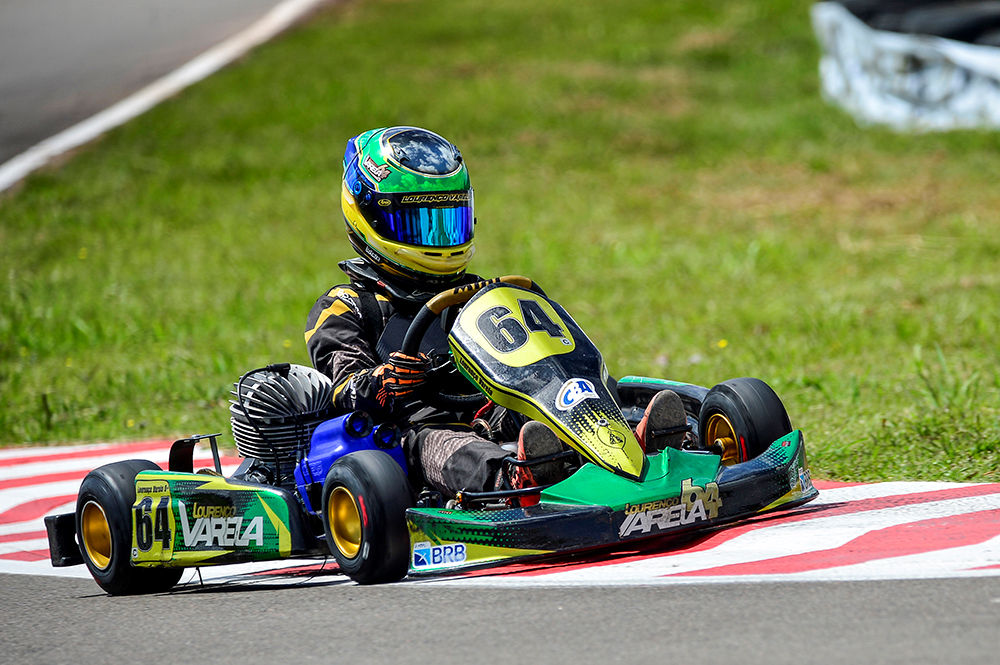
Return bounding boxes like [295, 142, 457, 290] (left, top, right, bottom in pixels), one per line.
[229, 363, 335, 484]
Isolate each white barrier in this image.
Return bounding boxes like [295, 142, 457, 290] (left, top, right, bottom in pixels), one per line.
[813, 1, 1000, 130]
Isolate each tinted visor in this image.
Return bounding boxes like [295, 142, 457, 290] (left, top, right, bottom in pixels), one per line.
[365, 190, 474, 248]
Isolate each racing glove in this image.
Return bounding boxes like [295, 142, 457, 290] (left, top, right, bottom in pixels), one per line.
[375, 352, 431, 407]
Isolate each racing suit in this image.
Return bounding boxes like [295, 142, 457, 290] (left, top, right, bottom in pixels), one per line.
[305, 259, 511, 497]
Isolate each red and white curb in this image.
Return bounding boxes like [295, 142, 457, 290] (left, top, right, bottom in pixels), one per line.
[1, 441, 998, 588]
[440, 481, 1000, 586]
[0, 441, 245, 582]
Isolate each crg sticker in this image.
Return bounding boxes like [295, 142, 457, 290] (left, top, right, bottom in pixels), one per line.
[596, 420, 627, 448]
[556, 378, 599, 411]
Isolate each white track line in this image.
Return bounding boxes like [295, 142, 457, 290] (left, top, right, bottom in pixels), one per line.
[808, 481, 978, 504]
[0, 0, 330, 194]
[0, 442, 151, 460]
[0, 447, 238, 481]
[0, 501, 75, 537]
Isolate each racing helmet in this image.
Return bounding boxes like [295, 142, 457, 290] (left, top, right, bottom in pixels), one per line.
[342, 126, 475, 287]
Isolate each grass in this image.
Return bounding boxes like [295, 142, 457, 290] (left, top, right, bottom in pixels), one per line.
[1, 0, 998, 482]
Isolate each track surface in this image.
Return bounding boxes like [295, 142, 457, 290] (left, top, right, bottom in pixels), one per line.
[0, 0, 288, 165]
[2, 441, 1000, 663]
[3, 572, 1000, 665]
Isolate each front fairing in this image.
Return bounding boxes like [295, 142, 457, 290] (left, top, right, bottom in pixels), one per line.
[448, 283, 645, 480]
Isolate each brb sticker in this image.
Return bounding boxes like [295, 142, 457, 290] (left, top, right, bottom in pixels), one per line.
[556, 378, 599, 411]
[412, 541, 467, 568]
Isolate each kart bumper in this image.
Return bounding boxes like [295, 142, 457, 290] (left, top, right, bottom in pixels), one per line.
[406, 430, 817, 576]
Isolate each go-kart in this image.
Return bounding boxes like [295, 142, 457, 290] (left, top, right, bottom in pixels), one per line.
[46, 276, 817, 593]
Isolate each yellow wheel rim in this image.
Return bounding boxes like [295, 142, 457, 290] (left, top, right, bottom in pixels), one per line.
[81, 500, 113, 570]
[704, 413, 741, 466]
[328, 487, 362, 559]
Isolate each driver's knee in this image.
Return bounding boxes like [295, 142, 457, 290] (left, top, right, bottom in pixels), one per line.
[410, 424, 507, 497]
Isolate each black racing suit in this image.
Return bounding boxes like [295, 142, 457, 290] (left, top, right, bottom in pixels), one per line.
[305, 259, 511, 497]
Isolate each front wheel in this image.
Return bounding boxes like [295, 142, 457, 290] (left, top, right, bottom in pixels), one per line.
[76, 460, 183, 595]
[322, 450, 413, 584]
[698, 378, 792, 465]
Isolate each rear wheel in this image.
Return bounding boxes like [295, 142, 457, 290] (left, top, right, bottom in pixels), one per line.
[322, 450, 413, 584]
[76, 460, 183, 595]
[698, 378, 792, 465]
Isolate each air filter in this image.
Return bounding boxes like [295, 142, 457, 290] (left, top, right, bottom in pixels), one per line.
[229, 364, 336, 479]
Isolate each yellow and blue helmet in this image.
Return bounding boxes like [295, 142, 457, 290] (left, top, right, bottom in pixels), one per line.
[342, 127, 475, 287]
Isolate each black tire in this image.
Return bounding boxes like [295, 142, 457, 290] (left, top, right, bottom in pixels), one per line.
[76, 460, 183, 595]
[698, 378, 792, 465]
[322, 450, 413, 584]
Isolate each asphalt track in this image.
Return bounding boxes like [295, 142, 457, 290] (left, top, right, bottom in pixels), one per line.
[2, 441, 1000, 663]
[0, 0, 296, 166]
[3, 572, 999, 665]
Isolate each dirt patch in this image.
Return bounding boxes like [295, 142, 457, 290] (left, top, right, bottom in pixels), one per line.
[673, 27, 736, 54]
[689, 159, 997, 235]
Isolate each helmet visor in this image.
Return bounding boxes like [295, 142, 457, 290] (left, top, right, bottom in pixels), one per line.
[366, 191, 474, 248]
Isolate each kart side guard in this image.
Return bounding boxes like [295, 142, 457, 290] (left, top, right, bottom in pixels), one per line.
[407, 503, 616, 574]
[130, 471, 325, 568]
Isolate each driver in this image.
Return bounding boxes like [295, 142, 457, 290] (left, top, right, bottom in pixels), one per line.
[305, 126, 684, 504]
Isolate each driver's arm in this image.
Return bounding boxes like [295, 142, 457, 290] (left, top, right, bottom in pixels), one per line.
[304, 286, 427, 419]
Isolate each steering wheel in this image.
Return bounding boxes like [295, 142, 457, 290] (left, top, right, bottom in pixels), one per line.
[400, 275, 540, 413]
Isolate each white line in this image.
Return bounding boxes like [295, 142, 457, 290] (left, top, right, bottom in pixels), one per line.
[0, 448, 237, 481]
[0, 441, 167, 461]
[13, 493, 1000, 586]
[809, 481, 978, 504]
[0, 0, 329, 194]
[774, 534, 1000, 581]
[0, 449, 174, 481]
[0, 537, 51, 557]
[0, 481, 86, 515]
[0, 560, 95, 580]
[4, 450, 999, 587]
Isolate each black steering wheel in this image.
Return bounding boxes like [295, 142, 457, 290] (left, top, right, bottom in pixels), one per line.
[400, 275, 540, 413]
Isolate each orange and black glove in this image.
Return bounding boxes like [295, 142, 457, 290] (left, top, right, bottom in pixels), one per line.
[375, 351, 431, 407]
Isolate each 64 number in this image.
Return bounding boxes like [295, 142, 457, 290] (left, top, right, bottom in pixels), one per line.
[135, 496, 172, 551]
[476, 299, 563, 353]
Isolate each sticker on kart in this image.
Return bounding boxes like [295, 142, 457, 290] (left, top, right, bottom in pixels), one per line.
[131, 473, 292, 567]
[412, 541, 467, 569]
[458, 288, 576, 368]
[618, 479, 722, 539]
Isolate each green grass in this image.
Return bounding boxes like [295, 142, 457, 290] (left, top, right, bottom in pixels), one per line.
[1, 0, 998, 482]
